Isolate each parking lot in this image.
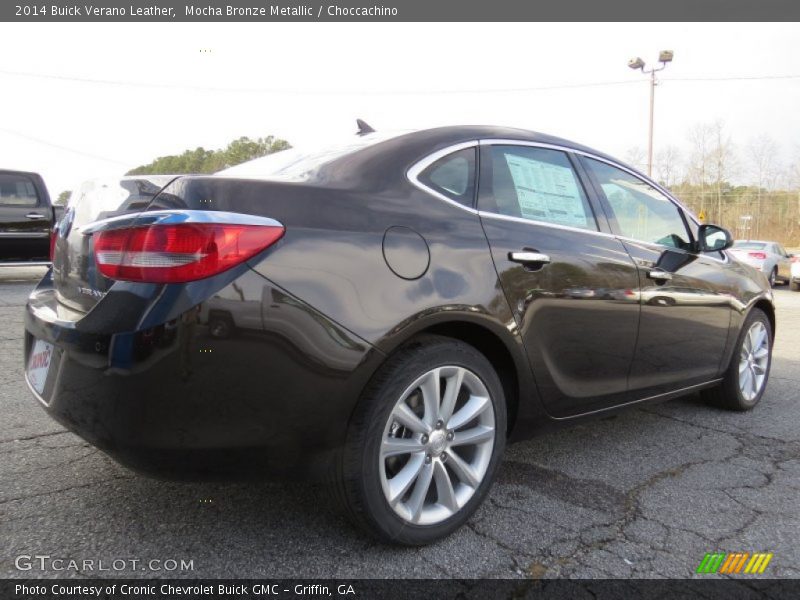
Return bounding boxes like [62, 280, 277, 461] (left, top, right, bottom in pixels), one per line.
[1, 266, 799, 579]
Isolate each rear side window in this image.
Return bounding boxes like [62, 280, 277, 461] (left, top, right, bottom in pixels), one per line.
[417, 147, 476, 207]
[0, 174, 39, 206]
[482, 145, 596, 230]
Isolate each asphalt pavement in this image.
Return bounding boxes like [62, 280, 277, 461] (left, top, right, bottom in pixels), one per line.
[1, 265, 799, 579]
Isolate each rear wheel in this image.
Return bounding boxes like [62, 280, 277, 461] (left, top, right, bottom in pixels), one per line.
[336, 336, 506, 545]
[701, 308, 772, 411]
[791, 281, 800, 292]
[768, 268, 777, 287]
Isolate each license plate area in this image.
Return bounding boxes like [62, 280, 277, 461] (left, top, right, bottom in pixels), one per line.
[27, 338, 55, 403]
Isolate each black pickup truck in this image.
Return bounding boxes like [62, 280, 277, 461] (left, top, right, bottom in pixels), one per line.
[0, 169, 64, 265]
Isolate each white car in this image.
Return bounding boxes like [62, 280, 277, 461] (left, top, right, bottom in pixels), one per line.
[729, 240, 793, 287]
[791, 257, 800, 291]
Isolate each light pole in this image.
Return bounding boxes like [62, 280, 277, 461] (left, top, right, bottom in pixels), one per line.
[628, 50, 674, 178]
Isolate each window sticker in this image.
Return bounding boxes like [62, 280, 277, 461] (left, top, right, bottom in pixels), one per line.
[504, 153, 588, 227]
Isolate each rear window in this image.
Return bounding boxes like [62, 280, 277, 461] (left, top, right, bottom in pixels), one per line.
[0, 174, 39, 206]
[733, 242, 766, 250]
[217, 131, 407, 181]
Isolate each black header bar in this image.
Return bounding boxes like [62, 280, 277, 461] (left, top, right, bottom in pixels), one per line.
[4, 0, 800, 22]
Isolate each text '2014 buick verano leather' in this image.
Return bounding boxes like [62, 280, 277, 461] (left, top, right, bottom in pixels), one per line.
[24, 125, 775, 544]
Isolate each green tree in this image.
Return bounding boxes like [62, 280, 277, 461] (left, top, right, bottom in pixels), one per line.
[126, 135, 290, 175]
[56, 190, 71, 205]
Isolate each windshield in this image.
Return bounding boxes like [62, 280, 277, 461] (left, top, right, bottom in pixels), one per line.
[216, 130, 408, 181]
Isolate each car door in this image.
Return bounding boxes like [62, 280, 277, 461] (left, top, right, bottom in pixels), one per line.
[580, 156, 732, 395]
[477, 142, 641, 418]
[0, 171, 50, 261]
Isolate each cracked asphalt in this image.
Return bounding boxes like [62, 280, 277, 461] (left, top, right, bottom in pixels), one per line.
[1, 266, 799, 579]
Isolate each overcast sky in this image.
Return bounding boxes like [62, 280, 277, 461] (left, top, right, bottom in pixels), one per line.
[0, 22, 798, 196]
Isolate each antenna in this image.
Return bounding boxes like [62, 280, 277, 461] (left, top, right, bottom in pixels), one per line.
[356, 119, 375, 136]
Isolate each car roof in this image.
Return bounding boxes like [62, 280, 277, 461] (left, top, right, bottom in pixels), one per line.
[218, 125, 635, 187]
[374, 125, 621, 163]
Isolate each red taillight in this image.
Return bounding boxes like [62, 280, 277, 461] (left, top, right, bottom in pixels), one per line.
[748, 252, 767, 260]
[93, 223, 284, 283]
[791, 256, 799, 263]
[49, 228, 57, 262]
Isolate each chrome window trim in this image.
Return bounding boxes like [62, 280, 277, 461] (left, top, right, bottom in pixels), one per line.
[478, 138, 699, 221]
[476, 210, 616, 239]
[407, 139, 729, 262]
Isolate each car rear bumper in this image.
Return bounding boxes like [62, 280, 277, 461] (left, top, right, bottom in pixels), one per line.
[23, 270, 382, 480]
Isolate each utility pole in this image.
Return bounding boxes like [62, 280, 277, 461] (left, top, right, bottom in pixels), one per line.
[628, 51, 674, 178]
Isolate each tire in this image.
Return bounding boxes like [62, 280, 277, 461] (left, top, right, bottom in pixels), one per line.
[700, 308, 772, 411]
[208, 313, 235, 339]
[768, 268, 777, 287]
[335, 335, 507, 545]
[791, 281, 800, 292]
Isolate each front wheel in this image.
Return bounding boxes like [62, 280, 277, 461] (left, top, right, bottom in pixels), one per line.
[701, 308, 772, 411]
[336, 336, 507, 545]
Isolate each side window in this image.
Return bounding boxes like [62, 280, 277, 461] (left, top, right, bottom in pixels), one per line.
[585, 158, 692, 250]
[417, 147, 476, 207]
[483, 145, 597, 231]
[0, 174, 39, 207]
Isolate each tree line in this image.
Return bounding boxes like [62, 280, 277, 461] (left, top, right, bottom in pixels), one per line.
[125, 135, 290, 175]
[55, 135, 291, 204]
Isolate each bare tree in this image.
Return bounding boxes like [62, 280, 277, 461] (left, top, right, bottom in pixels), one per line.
[655, 145, 682, 189]
[624, 146, 647, 173]
[708, 121, 737, 227]
[749, 135, 781, 190]
[686, 123, 714, 211]
[748, 135, 781, 237]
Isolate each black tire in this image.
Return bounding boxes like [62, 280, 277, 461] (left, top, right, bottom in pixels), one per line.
[700, 308, 772, 411]
[791, 281, 800, 292]
[208, 313, 235, 339]
[768, 268, 777, 287]
[335, 335, 507, 545]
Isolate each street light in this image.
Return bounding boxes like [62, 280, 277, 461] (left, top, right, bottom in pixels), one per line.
[628, 50, 674, 177]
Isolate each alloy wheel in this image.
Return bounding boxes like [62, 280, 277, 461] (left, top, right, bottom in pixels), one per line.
[379, 366, 495, 526]
[738, 321, 769, 402]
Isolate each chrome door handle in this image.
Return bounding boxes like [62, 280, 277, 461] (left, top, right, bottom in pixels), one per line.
[648, 270, 673, 281]
[509, 251, 551, 265]
[25, 213, 46, 220]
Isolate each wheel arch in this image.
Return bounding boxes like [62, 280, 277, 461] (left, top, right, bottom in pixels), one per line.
[752, 298, 776, 337]
[374, 315, 534, 437]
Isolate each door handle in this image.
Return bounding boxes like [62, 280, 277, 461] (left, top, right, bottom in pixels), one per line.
[509, 251, 551, 265]
[25, 213, 46, 220]
[647, 269, 673, 282]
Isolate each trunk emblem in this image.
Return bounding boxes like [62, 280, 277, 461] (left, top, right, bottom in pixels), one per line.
[77, 286, 106, 299]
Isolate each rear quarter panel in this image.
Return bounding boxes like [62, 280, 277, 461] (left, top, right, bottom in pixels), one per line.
[149, 174, 539, 431]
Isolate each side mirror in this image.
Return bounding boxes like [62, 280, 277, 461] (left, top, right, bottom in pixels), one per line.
[697, 224, 733, 252]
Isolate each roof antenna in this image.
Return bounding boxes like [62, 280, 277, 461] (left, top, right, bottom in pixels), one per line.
[356, 119, 375, 136]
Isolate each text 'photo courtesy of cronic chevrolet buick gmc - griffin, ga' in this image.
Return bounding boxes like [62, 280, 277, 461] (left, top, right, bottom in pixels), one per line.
[21, 125, 776, 544]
